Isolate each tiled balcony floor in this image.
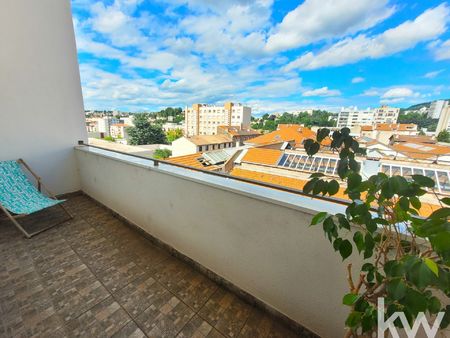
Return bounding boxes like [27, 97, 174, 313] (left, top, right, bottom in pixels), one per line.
[0, 194, 305, 338]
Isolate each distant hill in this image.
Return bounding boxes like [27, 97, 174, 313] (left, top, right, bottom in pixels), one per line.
[403, 99, 450, 112]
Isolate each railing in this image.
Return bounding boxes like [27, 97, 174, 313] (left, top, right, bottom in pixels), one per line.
[77, 140, 352, 207]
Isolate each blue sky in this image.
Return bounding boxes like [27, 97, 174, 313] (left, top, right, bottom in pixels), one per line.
[71, 0, 450, 114]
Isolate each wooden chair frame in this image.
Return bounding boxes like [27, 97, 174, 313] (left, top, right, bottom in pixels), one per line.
[0, 159, 73, 238]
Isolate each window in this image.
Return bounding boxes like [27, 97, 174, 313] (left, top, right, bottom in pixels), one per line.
[402, 167, 413, 181]
[284, 155, 294, 167]
[391, 166, 401, 176]
[303, 157, 314, 171]
[326, 159, 337, 175]
[437, 171, 450, 192]
[278, 154, 288, 166]
[291, 155, 300, 168]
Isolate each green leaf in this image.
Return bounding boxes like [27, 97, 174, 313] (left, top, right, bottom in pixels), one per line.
[327, 180, 340, 196]
[404, 288, 428, 314]
[333, 238, 342, 251]
[313, 179, 326, 195]
[341, 127, 350, 137]
[429, 207, 450, 220]
[339, 240, 353, 260]
[303, 179, 316, 194]
[424, 258, 439, 277]
[398, 196, 409, 211]
[410, 196, 421, 210]
[309, 173, 325, 178]
[345, 311, 362, 328]
[428, 297, 441, 314]
[343, 293, 359, 306]
[384, 260, 404, 277]
[441, 197, 450, 206]
[407, 260, 435, 289]
[353, 231, 364, 253]
[364, 233, 374, 259]
[347, 173, 362, 190]
[317, 128, 330, 143]
[307, 142, 320, 156]
[411, 174, 435, 188]
[310, 212, 327, 226]
[336, 213, 351, 230]
[430, 232, 450, 252]
[440, 305, 450, 329]
[386, 278, 407, 300]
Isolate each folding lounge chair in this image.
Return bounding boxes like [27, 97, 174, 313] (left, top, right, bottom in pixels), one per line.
[0, 159, 72, 238]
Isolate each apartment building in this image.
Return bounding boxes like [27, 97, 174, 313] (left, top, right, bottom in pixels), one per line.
[184, 102, 251, 136]
[373, 105, 400, 124]
[435, 104, 450, 135]
[428, 100, 449, 119]
[337, 106, 374, 128]
[109, 123, 129, 140]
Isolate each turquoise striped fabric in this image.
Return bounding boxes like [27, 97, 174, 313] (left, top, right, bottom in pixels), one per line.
[0, 161, 63, 215]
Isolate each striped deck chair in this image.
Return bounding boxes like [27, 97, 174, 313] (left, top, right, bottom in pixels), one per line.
[0, 159, 72, 238]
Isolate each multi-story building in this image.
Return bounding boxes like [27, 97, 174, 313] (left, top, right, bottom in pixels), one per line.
[435, 104, 450, 135]
[337, 107, 374, 128]
[428, 100, 449, 119]
[338, 105, 400, 128]
[109, 123, 129, 141]
[373, 105, 400, 124]
[184, 102, 251, 136]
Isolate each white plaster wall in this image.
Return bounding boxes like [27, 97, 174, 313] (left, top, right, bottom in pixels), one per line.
[76, 148, 359, 338]
[172, 137, 198, 156]
[0, 0, 87, 194]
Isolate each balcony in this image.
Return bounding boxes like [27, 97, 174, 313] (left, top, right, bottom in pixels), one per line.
[0, 143, 358, 338]
[0, 2, 355, 337]
[0, 192, 309, 337]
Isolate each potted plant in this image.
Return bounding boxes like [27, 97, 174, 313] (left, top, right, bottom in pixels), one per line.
[303, 128, 449, 337]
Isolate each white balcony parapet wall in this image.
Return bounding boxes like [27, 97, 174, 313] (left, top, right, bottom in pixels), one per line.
[0, 0, 87, 194]
[75, 146, 359, 337]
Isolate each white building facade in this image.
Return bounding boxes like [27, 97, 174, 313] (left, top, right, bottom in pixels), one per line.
[337, 107, 374, 128]
[373, 105, 400, 124]
[338, 106, 400, 128]
[428, 100, 449, 119]
[184, 102, 251, 136]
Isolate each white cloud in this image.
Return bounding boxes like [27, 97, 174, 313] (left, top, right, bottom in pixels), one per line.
[431, 39, 450, 60]
[88, 1, 149, 48]
[351, 77, 365, 83]
[424, 69, 445, 78]
[285, 4, 450, 70]
[266, 0, 394, 52]
[361, 89, 381, 96]
[178, 1, 272, 62]
[381, 87, 415, 98]
[380, 87, 421, 104]
[302, 87, 341, 97]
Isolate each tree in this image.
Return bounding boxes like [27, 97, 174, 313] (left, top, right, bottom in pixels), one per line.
[166, 128, 183, 143]
[153, 149, 172, 159]
[264, 120, 277, 131]
[303, 128, 450, 337]
[437, 130, 450, 143]
[398, 112, 438, 131]
[127, 113, 167, 145]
